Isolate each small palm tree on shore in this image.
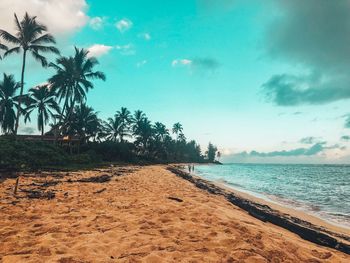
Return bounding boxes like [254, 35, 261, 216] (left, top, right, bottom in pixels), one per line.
[104, 116, 125, 142]
[0, 12, 60, 134]
[24, 85, 60, 137]
[70, 104, 100, 143]
[115, 107, 131, 142]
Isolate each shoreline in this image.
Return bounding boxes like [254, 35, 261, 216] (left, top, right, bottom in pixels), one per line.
[168, 165, 350, 254]
[191, 164, 350, 231]
[213, 179, 350, 236]
[201, 176, 350, 235]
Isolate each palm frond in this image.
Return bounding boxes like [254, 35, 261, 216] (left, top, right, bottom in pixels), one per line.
[85, 71, 106, 81]
[0, 42, 7, 50]
[30, 44, 60, 55]
[31, 33, 56, 45]
[4, 47, 20, 57]
[0, 30, 20, 45]
[31, 51, 48, 67]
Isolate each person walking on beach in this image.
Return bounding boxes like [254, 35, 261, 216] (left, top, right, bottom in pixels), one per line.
[192, 164, 194, 173]
[188, 165, 191, 173]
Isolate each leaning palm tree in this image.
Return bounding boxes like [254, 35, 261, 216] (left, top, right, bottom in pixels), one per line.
[172, 122, 183, 139]
[49, 47, 106, 119]
[24, 85, 60, 137]
[0, 74, 21, 134]
[0, 41, 7, 60]
[0, 12, 60, 134]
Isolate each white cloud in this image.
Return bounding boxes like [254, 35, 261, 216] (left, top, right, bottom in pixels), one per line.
[115, 44, 136, 56]
[115, 18, 133, 33]
[138, 32, 151, 41]
[87, 44, 113, 58]
[136, 60, 147, 68]
[172, 59, 193, 67]
[0, 0, 89, 35]
[89, 17, 104, 30]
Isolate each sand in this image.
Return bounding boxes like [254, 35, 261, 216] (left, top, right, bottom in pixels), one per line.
[0, 165, 349, 262]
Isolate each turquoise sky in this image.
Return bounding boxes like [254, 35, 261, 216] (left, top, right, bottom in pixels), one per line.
[1, 0, 350, 163]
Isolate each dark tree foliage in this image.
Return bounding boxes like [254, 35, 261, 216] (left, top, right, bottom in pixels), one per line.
[206, 142, 218, 162]
[0, 12, 217, 170]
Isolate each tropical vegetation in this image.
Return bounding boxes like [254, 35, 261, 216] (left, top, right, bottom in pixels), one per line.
[0, 12, 218, 170]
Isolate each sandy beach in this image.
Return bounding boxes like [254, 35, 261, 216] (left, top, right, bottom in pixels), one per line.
[1, 165, 349, 262]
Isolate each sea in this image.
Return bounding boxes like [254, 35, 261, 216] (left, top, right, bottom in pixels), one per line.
[194, 163, 350, 228]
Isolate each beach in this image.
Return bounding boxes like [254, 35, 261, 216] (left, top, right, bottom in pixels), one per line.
[1, 165, 349, 262]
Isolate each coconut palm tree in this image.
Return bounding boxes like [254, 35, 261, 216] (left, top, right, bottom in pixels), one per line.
[48, 56, 75, 121]
[131, 110, 146, 132]
[24, 85, 60, 137]
[115, 107, 131, 142]
[172, 122, 183, 139]
[0, 74, 21, 134]
[0, 12, 60, 134]
[153, 122, 169, 142]
[133, 117, 154, 154]
[49, 47, 106, 119]
[68, 103, 100, 143]
[0, 41, 7, 60]
[104, 116, 126, 142]
[116, 107, 131, 124]
[178, 132, 186, 142]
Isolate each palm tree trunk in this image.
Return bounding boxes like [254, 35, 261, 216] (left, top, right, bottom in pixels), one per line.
[40, 113, 44, 139]
[14, 49, 27, 135]
[57, 95, 69, 138]
[41, 118, 44, 138]
[60, 95, 69, 123]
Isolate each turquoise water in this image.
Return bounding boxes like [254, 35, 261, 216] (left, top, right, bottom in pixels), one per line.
[194, 164, 350, 228]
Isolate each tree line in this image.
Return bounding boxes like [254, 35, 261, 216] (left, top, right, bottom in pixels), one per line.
[0, 12, 218, 164]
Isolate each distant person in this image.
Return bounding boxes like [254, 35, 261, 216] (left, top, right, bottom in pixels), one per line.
[188, 165, 191, 173]
[192, 164, 195, 172]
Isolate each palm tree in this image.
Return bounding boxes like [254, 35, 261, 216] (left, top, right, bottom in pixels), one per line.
[0, 12, 60, 134]
[115, 107, 131, 142]
[104, 116, 127, 142]
[0, 74, 20, 134]
[24, 85, 60, 137]
[133, 117, 154, 154]
[48, 56, 75, 121]
[49, 47, 106, 119]
[116, 107, 131, 123]
[178, 132, 186, 142]
[68, 103, 100, 143]
[0, 41, 7, 60]
[131, 110, 146, 132]
[153, 122, 169, 142]
[172, 122, 183, 139]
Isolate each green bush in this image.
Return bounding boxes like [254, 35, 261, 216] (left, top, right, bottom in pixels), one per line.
[0, 136, 69, 171]
[81, 141, 137, 162]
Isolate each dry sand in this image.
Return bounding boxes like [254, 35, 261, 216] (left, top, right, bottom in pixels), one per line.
[0, 165, 349, 262]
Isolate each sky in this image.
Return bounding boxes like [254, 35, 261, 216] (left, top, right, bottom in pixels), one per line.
[1, 0, 350, 164]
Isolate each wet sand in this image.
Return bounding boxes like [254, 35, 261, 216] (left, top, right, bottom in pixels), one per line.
[0, 165, 349, 262]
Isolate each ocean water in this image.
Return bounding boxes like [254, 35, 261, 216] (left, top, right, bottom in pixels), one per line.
[194, 163, 350, 228]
